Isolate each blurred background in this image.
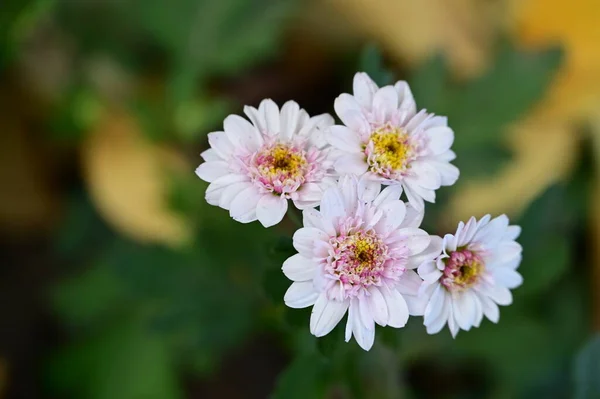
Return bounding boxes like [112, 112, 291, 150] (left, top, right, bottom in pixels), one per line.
[1, 0, 600, 398]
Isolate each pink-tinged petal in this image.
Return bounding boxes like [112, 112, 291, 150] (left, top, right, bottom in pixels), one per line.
[282, 254, 317, 282]
[398, 228, 430, 255]
[310, 294, 349, 337]
[394, 81, 417, 118]
[353, 72, 379, 108]
[396, 269, 422, 297]
[372, 86, 398, 123]
[229, 186, 260, 223]
[284, 281, 318, 309]
[302, 208, 336, 236]
[328, 125, 362, 153]
[409, 235, 443, 269]
[256, 194, 288, 227]
[293, 227, 329, 257]
[379, 283, 409, 328]
[207, 131, 234, 159]
[335, 153, 368, 175]
[259, 99, 280, 135]
[487, 285, 513, 306]
[244, 105, 266, 131]
[200, 148, 221, 162]
[425, 126, 454, 155]
[405, 110, 430, 133]
[334, 93, 370, 134]
[410, 161, 442, 190]
[279, 101, 301, 141]
[320, 187, 346, 220]
[219, 182, 253, 209]
[195, 161, 229, 182]
[338, 175, 359, 215]
[367, 287, 389, 326]
[358, 176, 381, 202]
[224, 114, 262, 151]
[373, 184, 403, 207]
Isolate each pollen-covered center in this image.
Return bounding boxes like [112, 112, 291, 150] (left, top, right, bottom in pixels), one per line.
[329, 230, 388, 293]
[441, 249, 485, 292]
[365, 123, 416, 178]
[251, 143, 309, 195]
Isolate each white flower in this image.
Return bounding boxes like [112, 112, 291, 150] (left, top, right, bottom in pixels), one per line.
[327, 72, 459, 211]
[417, 215, 523, 337]
[196, 99, 336, 227]
[282, 175, 441, 351]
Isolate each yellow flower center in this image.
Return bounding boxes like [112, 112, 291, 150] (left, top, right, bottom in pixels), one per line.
[252, 143, 309, 194]
[366, 124, 414, 176]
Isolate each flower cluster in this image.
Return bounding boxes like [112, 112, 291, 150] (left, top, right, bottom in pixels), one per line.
[196, 72, 522, 350]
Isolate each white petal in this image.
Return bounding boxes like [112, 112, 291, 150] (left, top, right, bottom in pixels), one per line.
[405, 110, 430, 133]
[310, 294, 349, 337]
[400, 203, 424, 228]
[403, 183, 425, 212]
[410, 161, 442, 190]
[353, 72, 378, 108]
[398, 228, 431, 255]
[200, 148, 221, 162]
[418, 261, 443, 283]
[261, 99, 280, 135]
[373, 184, 403, 207]
[224, 114, 261, 151]
[207, 131, 234, 159]
[492, 268, 523, 289]
[473, 214, 509, 245]
[493, 242, 523, 265]
[244, 105, 266, 132]
[394, 81, 417, 118]
[195, 161, 229, 182]
[328, 125, 362, 153]
[358, 176, 381, 202]
[504, 225, 522, 241]
[404, 179, 436, 202]
[256, 195, 288, 227]
[443, 233, 457, 252]
[282, 254, 317, 282]
[334, 94, 370, 135]
[487, 285, 513, 306]
[338, 175, 359, 215]
[205, 174, 249, 205]
[431, 161, 459, 186]
[374, 200, 406, 233]
[409, 235, 443, 269]
[353, 299, 376, 350]
[284, 281, 318, 308]
[425, 290, 450, 335]
[229, 186, 261, 223]
[425, 126, 454, 155]
[302, 208, 335, 236]
[219, 182, 252, 209]
[320, 187, 346, 220]
[380, 283, 409, 328]
[372, 86, 398, 123]
[294, 183, 323, 209]
[279, 101, 301, 140]
[453, 291, 477, 331]
[293, 227, 329, 257]
[479, 294, 500, 323]
[367, 287, 389, 326]
[334, 153, 368, 175]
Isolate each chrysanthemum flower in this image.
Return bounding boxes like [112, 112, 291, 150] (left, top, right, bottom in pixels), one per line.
[417, 215, 523, 337]
[327, 72, 459, 211]
[282, 175, 441, 350]
[196, 99, 336, 227]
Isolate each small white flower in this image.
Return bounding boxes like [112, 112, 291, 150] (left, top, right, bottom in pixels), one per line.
[282, 175, 441, 351]
[327, 72, 459, 211]
[417, 215, 523, 337]
[196, 99, 336, 227]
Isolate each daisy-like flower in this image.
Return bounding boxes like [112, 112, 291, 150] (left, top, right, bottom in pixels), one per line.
[417, 215, 523, 337]
[196, 99, 336, 227]
[282, 175, 442, 350]
[327, 72, 459, 211]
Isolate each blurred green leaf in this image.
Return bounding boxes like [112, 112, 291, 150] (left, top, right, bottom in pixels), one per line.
[410, 43, 563, 178]
[574, 335, 600, 399]
[47, 321, 183, 399]
[271, 353, 327, 399]
[358, 44, 394, 87]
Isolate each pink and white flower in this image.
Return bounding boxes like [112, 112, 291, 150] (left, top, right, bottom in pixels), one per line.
[327, 72, 459, 211]
[196, 99, 336, 227]
[282, 175, 441, 350]
[417, 215, 523, 337]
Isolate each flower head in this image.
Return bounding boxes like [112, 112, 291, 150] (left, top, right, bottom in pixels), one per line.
[327, 72, 459, 211]
[417, 215, 523, 337]
[282, 175, 441, 350]
[196, 99, 336, 227]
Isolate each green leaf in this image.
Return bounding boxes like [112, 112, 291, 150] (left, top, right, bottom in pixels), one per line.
[47, 321, 183, 399]
[271, 353, 327, 399]
[358, 44, 394, 86]
[574, 335, 600, 399]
